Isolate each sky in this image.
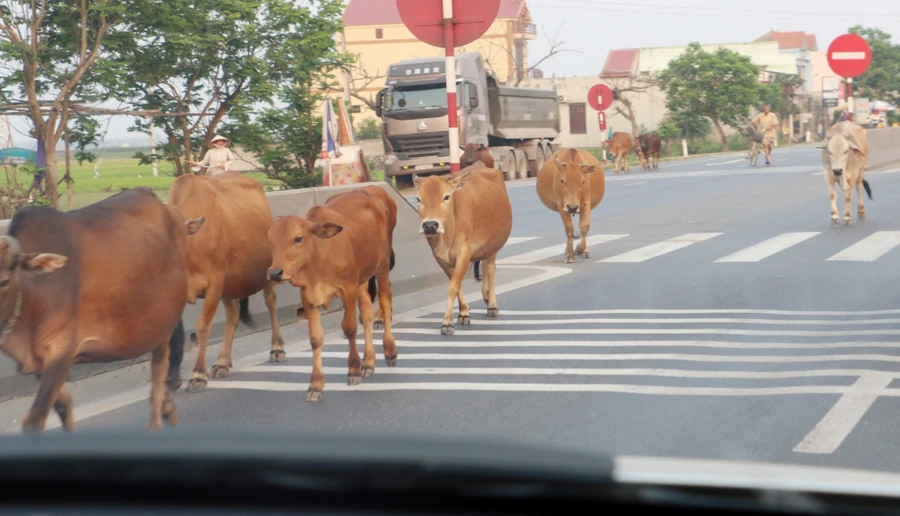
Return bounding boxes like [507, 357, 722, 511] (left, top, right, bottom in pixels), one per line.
[4, 0, 899, 150]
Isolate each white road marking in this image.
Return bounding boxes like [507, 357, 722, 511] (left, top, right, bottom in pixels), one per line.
[397, 317, 900, 326]
[496, 309, 900, 316]
[794, 373, 894, 454]
[625, 181, 648, 186]
[245, 365, 896, 379]
[312, 351, 900, 363]
[504, 236, 539, 246]
[827, 231, 900, 261]
[599, 233, 722, 263]
[715, 232, 821, 263]
[364, 339, 900, 350]
[389, 327, 900, 337]
[496, 234, 628, 265]
[706, 159, 744, 166]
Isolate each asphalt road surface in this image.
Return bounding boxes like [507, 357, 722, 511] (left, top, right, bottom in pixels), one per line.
[6, 144, 900, 474]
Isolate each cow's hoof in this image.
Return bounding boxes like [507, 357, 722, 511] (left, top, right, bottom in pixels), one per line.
[362, 366, 375, 378]
[831, 217, 839, 226]
[577, 250, 590, 259]
[858, 211, 866, 220]
[163, 401, 179, 427]
[441, 324, 455, 335]
[269, 350, 287, 363]
[565, 256, 575, 264]
[306, 389, 323, 402]
[373, 319, 384, 331]
[348, 375, 362, 386]
[209, 365, 230, 378]
[186, 378, 207, 393]
[487, 307, 499, 318]
[385, 355, 398, 367]
[458, 315, 471, 325]
[166, 377, 182, 391]
[844, 218, 852, 226]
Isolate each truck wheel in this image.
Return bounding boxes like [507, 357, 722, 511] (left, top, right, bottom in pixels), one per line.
[515, 149, 528, 180]
[503, 150, 516, 181]
[529, 145, 545, 178]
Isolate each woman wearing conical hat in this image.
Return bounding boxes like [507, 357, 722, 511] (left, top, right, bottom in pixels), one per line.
[190, 134, 234, 176]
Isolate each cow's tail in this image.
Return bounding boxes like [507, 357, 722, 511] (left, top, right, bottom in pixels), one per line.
[239, 297, 257, 329]
[474, 261, 482, 282]
[166, 318, 185, 390]
[863, 179, 873, 200]
[368, 248, 396, 301]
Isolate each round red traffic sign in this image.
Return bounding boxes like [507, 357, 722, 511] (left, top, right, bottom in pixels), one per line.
[396, 0, 501, 48]
[588, 84, 613, 112]
[827, 34, 872, 78]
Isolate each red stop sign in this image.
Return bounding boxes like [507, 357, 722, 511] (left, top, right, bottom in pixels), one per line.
[588, 84, 613, 112]
[827, 34, 872, 78]
[396, 0, 501, 48]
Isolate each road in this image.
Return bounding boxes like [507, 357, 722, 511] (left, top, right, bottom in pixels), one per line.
[5, 143, 900, 474]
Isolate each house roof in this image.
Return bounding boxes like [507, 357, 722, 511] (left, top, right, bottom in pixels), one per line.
[754, 30, 817, 51]
[344, 0, 525, 27]
[600, 49, 639, 78]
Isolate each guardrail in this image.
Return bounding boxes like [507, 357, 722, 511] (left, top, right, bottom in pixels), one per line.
[0, 181, 451, 401]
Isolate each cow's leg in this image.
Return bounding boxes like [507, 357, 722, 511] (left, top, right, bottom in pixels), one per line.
[575, 204, 591, 258]
[264, 283, 286, 362]
[442, 248, 472, 335]
[53, 385, 75, 432]
[857, 179, 866, 220]
[357, 283, 377, 379]
[376, 267, 398, 367]
[304, 297, 326, 402]
[439, 261, 470, 326]
[843, 182, 853, 226]
[209, 298, 239, 378]
[22, 342, 73, 433]
[827, 178, 839, 225]
[188, 283, 223, 393]
[342, 287, 363, 385]
[483, 254, 500, 318]
[559, 210, 576, 263]
[148, 337, 173, 431]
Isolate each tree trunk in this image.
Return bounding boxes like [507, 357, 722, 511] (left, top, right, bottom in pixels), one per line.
[64, 124, 72, 211]
[711, 118, 728, 151]
[41, 128, 60, 209]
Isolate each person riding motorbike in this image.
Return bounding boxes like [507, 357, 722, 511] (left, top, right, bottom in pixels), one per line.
[747, 104, 778, 166]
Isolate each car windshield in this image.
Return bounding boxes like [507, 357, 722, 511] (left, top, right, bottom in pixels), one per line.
[387, 84, 461, 111]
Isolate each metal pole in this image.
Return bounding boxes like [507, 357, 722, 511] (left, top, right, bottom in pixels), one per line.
[338, 33, 351, 105]
[847, 77, 855, 122]
[599, 113, 607, 162]
[150, 121, 158, 177]
[442, 0, 460, 173]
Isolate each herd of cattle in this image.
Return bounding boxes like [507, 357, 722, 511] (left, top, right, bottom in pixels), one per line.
[604, 131, 662, 173]
[0, 120, 875, 433]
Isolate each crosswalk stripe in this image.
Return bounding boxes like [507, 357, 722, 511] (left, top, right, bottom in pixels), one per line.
[504, 237, 539, 246]
[715, 232, 821, 263]
[310, 352, 900, 363]
[497, 234, 628, 265]
[406, 317, 900, 326]
[494, 309, 900, 316]
[389, 328, 900, 337]
[827, 231, 900, 261]
[599, 232, 722, 263]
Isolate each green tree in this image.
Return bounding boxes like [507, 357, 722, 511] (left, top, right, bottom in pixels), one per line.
[849, 26, 900, 108]
[356, 118, 381, 140]
[656, 117, 680, 156]
[0, 0, 128, 208]
[658, 42, 760, 151]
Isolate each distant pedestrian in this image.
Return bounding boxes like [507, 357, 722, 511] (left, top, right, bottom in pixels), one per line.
[190, 134, 234, 176]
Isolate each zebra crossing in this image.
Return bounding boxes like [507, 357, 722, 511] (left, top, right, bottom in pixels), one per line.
[207, 307, 900, 455]
[494, 230, 900, 265]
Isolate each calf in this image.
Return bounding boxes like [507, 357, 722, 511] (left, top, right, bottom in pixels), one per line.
[606, 132, 632, 173]
[635, 131, 661, 170]
[536, 148, 606, 263]
[413, 164, 512, 335]
[462, 143, 495, 169]
[820, 121, 872, 226]
[0, 188, 202, 432]
[267, 186, 397, 401]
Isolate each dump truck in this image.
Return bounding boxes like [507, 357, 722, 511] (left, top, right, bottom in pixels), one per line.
[375, 53, 560, 189]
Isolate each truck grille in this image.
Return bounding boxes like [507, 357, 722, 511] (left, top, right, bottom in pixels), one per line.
[388, 133, 450, 159]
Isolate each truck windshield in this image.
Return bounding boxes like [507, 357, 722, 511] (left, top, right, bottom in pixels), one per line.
[387, 84, 462, 111]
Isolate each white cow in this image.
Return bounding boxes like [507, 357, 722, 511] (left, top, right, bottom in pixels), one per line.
[820, 121, 872, 226]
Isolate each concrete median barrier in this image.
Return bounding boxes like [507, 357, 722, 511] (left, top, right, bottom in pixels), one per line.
[0, 181, 450, 401]
[862, 126, 900, 170]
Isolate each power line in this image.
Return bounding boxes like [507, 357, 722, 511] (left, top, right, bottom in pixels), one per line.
[539, 0, 900, 19]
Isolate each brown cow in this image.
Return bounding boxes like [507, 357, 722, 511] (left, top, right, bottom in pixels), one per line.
[634, 131, 661, 170]
[0, 188, 203, 432]
[167, 172, 285, 393]
[536, 148, 606, 263]
[605, 132, 632, 173]
[461, 143, 495, 169]
[413, 164, 512, 335]
[820, 121, 873, 226]
[267, 186, 398, 401]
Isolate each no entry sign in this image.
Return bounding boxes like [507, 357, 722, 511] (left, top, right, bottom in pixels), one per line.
[588, 84, 613, 112]
[396, 0, 501, 48]
[827, 34, 872, 78]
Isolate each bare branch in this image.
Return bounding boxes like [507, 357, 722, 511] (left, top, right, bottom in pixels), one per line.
[348, 64, 384, 109]
[515, 22, 583, 86]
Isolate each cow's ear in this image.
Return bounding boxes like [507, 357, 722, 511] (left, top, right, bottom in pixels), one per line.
[185, 217, 205, 236]
[412, 173, 422, 188]
[849, 142, 866, 156]
[18, 253, 67, 275]
[311, 222, 343, 239]
[554, 155, 565, 169]
[581, 164, 600, 174]
[448, 169, 472, 190]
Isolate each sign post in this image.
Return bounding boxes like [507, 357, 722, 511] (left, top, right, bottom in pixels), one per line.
[396, 0, 501, 173]
[827, 34, 872, 123]
[587, 83, 613, 161]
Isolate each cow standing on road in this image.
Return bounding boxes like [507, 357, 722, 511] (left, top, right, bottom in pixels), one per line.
[167, 172, 286, 393]
[634, 132, 661, 170]
[820, 121, 872, 226]
[461, 143, 495, 169]
[413, 164, 512, 335]
[267, 186, 398, 401]
[0, 188, 203, 432]
[605, 132, 632, 173]
[536, 148, 606, 263]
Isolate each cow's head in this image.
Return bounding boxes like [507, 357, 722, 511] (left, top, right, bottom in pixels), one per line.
[554, 154, 599, 215]
[412, 170, 470, 236]
[266, 216, 342, 285]
[0, 236, 67, 312]
[462, 143, 487, 168]
[821, 134, 865, 189]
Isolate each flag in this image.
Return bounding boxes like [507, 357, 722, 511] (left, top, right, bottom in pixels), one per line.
[320, 101, 341, 160]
